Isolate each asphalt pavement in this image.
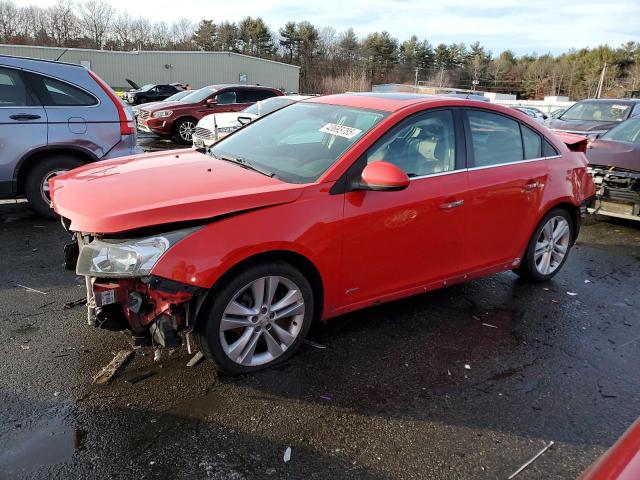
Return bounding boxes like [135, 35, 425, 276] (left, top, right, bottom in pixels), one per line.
[1, 199, 639, 480]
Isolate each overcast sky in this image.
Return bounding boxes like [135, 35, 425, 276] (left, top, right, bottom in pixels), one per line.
[30, 0, 640, 55]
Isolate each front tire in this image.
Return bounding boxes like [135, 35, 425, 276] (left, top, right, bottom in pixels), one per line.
[514, 208, 574, 281]
[195, 261, 314, 374]
[172, 118, 196, 144]
[24, 155, 83, 219]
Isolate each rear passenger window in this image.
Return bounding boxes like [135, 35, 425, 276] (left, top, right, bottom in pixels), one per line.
[239, 90, 277, 103]
[543, 139, 559, 157]
[521, 125, 542, 159]
[0, 67, 33, 106]
[39, 76, 97, 106]
[468, 110, 523, 167]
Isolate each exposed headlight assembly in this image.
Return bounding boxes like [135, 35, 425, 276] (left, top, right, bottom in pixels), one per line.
[153, 110, 173, 118]
[76, 227, 200, 278]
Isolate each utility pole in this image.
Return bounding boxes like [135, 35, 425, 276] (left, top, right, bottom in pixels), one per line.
[595, 63, 607, 98]
[414, 67, 419, 90]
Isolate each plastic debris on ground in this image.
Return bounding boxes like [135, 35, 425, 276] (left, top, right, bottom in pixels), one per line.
[64, 297, 87, 310]
[284, 446, 292, 463]
[482, 323, 498, 328]
[304, 340, 327, 349]
[464, 364, 471, 370]
[567, 292, 578, 296]
[14, 283, 47, 295]
[508, 441, 554, 479]
[186, 351, 205, 367]
[93, 350, 134, 385]
[153, 349, 161, 362]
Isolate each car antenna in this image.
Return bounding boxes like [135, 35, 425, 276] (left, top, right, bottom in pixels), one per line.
[55, 48, 69, 62]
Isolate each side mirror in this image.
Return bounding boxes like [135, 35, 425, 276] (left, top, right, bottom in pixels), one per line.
[354, 161, 410, 192]
[206, 98, 217, 107]
[237, 116, 252, 126]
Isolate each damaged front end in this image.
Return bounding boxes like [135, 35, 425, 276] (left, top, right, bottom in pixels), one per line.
[64, 223, 205, 347]
[588, 165, 640, 221]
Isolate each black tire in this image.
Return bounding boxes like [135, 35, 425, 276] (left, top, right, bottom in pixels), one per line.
[194, 261, 314, 374]
[514, 207, 574, 282]
[136, 96, 147, 105]
[172, 117, 196, 144]
[24, 155, 83, 219]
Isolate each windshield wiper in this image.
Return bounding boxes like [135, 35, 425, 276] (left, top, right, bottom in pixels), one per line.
[214, 154, 276, 178]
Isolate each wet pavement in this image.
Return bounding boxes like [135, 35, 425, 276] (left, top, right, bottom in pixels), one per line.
[1, 201, 639, 480]
[136, 131, 190, 153]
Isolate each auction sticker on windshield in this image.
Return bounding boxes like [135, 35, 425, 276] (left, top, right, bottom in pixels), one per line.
[320, 123, 363, 139]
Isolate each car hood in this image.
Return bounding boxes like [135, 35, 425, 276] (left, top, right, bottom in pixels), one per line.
[547, 118, 620, 133]
[50, 150, 304, 234]
[198, 112, 258, 129]
[586, 140, 640, 172]
[140, 101, 195, 113]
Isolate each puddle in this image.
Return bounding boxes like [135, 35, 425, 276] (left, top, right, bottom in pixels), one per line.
[0, 408, 85, 477]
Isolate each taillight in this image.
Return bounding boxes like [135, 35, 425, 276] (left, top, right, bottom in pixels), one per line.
[87, 70, 135, 135]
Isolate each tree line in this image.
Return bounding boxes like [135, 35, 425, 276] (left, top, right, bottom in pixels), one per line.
[1, 0, 639, 99]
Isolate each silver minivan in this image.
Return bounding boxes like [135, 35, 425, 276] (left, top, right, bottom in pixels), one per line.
[0, 55, 140, 218]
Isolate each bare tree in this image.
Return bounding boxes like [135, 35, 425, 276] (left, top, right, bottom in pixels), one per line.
[112, 12, 132, 50]
[0, 1, 19, 42]
[49, 0, 78, 46]
[79, 0, 113, 49]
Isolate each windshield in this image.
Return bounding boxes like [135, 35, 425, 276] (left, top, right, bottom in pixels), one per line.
[139, 84, 154, 92]
[210, 102, 387, 183]
[601, 118, 640, 144]
[243, 97, 296, 116]
[164, 90, 191, 102]
[560, 101, 631, 122]
[181, 87, 217, 103]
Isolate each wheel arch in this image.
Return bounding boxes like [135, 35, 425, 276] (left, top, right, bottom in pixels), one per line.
[15, 146, 96, 195]
[195, 249, 325, 328]
[541, 200, 581, 244]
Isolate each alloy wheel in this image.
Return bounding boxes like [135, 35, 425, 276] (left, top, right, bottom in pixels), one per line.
[534, 216, 570, 275]
[40, 169, 68, 204]
[219, 276, 306, 367]
[179, 121, 195, 142]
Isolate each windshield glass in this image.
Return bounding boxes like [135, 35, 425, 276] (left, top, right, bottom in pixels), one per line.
[164, 90, 191, 102]
[210, 102, 387, 183]
[181, 87, 217, 103]
[139, 84, 154, 91]
[561, 101, 631, 122]
[243, 97, 296, 116]
[601, 118, 640, 144]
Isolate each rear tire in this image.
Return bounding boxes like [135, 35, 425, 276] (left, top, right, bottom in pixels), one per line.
[194, 261, 314, 374]
[136, 96, 148, 105]
[24, 155, 83, 219]
[514, 208, 574, 282]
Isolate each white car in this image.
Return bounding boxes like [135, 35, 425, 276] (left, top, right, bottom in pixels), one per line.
[192, 95, 312, 148]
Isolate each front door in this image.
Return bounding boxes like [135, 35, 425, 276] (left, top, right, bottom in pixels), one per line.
[0, 66, 47, 195]
[340, 109, 468, 307]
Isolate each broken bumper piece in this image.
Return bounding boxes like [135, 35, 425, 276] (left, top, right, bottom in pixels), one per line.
[84, 275, 202, 347]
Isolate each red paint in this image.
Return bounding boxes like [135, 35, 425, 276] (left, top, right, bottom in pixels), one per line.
[580, 417, 640, 480]
[553, 131, 589, 152]
[51, 94, 596, 324]
[361, 161, 410, 190]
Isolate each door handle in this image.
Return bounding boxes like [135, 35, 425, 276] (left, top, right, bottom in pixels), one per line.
[523, 181, 541, 191]
[10, 114, 41, 121]
[440, 199, 464, 210]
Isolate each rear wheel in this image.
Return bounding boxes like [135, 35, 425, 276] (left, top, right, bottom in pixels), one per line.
[172, 118, 196, 144]
[24, 155, 83, 219]
[195, 261, 314, 374]
[136, 96, 148, 105]
[514, 208, 574, 281]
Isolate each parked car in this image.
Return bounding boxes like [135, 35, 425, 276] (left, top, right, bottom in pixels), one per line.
[586, 117, 640, 221]
[0, 54, 139, 218]
[137, 84, 283, 144]
[547, 98, 640, 138]
[124, 79, 183, 105]
[511, 106, 548, 123]
[51, 93, 595, 373]
[192, 95, 312, 148]
[131, 89, 192, 118]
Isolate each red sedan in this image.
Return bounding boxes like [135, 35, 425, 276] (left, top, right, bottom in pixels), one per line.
[50, 93, 596, 373]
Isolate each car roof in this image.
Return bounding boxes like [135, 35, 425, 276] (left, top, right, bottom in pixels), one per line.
[203, 84, 280, 91]
[308, 92, 494, 112]
[575, 98, 640, 104]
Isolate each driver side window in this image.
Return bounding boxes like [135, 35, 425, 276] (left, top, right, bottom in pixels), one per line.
[366, 110, 456, 177]
[216, 91, 236, 104]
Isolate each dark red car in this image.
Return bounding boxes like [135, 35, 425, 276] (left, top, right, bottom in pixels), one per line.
[586, 117, 640, 221]
[50, 93, 595, 373]
[136, 84, 283, 144]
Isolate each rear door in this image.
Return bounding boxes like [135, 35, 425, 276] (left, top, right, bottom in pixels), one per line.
[341, 109, 469, 306]
[26, 71, 118, 160]
[463, 108, 549, 271]
[0, 66, 47, 195]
